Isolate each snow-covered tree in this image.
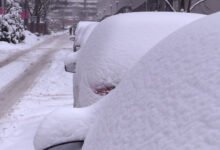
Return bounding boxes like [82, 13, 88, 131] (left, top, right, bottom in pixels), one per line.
[0, 0, 25, 44]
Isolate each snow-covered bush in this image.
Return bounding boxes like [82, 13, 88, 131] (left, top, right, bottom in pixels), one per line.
[0, 0, 25, 44]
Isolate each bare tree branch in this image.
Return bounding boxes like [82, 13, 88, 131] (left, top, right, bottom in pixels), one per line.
[163, 0, 177, 12]
[27, 0, 51, 17]
[190, 0, 207, 11]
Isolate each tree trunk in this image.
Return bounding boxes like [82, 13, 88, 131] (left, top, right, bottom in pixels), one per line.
[186, 0, 192, 12]
[36, 16, 40, 33]
[179, 0, 185, 11]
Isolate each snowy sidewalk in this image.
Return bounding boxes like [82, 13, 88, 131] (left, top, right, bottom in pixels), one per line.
[0, 33, 74, 150]
[0, 33, 70, 117]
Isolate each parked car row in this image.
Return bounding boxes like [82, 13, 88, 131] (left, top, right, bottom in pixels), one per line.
[34, 12, 220, 150]
[73, 12, 204, 107]
[65, 12, 205, 107]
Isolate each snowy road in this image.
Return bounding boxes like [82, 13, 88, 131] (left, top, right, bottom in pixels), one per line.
[0, 34, 69, 118]
[0, 35, 56, 68]
[0, 33, 73, 150]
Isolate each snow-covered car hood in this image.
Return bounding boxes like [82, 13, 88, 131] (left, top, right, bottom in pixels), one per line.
[33, 104, 99, 150]
[74, 12, 205, 107]
[82, 12, 220, 150]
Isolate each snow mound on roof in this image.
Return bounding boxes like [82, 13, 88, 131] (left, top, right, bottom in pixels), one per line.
[75, 21, 98, 46]
[75, 22, 96, 36]
[75, 12, 205, 107]
[83, 12, 220, 150]
[80, 22, 98, 46]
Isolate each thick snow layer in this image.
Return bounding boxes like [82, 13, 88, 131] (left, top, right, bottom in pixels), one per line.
[75, 12, 205, 107]
[34, 105, 97, 150]
[82, 12, 220, 150]
[80, 22, 99, 47]
[74, 21, 98, 47]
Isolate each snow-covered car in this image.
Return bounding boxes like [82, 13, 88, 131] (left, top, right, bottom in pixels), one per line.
[66, 21, 98, 72]
[73, 21, 99, 52]
[64, 22, 98, 73]
[74, 12, 204, 107]
[34, 12, 220, 150]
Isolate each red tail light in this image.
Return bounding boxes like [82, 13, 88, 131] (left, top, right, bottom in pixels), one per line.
[94, 85, 115, 96]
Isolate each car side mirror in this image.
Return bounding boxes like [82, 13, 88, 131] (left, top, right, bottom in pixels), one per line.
[44, 141, 83, 150]
[65, 62, 76, 73]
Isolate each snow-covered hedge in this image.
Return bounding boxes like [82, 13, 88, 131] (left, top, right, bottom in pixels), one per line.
[0, 0, 25, 44]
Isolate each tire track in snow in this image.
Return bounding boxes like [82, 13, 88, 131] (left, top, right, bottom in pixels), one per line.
[0, 35, 68, 118]
[0, 35, 59, 68]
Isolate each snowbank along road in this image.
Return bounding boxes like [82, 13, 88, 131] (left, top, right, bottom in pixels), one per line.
[0, 33, 72, 118]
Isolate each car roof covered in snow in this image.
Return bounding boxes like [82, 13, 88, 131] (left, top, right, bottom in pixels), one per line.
[80, 22, 99, 46]
[75, 21, 96, 35]
[82, 12, 220, 150]
[75, 21, 98, 46]
[75, 12, 205, 107]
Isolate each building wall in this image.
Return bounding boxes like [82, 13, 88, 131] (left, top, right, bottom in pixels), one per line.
[97, 0, 220, 20]
[48, 0, 98, 31]
[49, 0, 97, 21]
[191, 0, 220, 14]
[97, 0, 170, 20]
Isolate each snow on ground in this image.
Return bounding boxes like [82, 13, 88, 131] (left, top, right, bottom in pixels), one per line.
[0, 34, 66, 91]
[0, 30, 64, 61]
[0, 49, 46, 90]
[0, 30, 41, 52]
[0, 31, 40, 61]
[0, 49, 73, 150]
[34, 105, 97, 150]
